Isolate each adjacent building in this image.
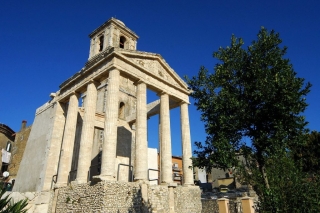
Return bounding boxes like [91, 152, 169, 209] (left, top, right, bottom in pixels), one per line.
[0, 123, 15, 175]
[9, 121, 32, 179]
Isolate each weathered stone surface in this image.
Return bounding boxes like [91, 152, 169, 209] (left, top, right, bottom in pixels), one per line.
[34, 204, 49, 213]
[8, 192, 26, 202]
[160, 93, 173, 184]
[24, 192, 36, 201]
[35, 191, 51, 204]
[1, 191, 52, 213]
[56, 93, 79, 187]
[180, 102, 194, 185]
[147, 185, 170, 212]
[26, 203, 36, 213]
[54, 182, 202, 213]
[56, 182, 143, 213]
[174, 186, 202, 213]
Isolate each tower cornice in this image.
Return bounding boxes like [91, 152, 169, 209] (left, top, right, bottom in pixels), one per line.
[88, 17, 139, 39]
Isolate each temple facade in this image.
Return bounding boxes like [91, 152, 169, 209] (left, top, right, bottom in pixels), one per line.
[13, 18, 194, 193]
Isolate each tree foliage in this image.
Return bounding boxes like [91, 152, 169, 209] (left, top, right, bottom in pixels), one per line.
[292, 131, 320, 174]
[249, 154, 320, 212]
[187, 27, 310, 171]
[186, 27, 314, 212]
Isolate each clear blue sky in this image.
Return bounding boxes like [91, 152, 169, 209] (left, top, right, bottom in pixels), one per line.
[1, 1, 319, 156]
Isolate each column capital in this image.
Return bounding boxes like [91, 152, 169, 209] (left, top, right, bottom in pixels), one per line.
[133, 79, 146, 86]
[88, 78, 100, 87]
[108, 67, 120, 74]
[179, 100, 190, 105]
[69, 91, 80, 98]
[157, 91, 168, 97]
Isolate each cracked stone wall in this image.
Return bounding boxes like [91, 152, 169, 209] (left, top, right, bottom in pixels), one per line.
[6, 182, 202, 213]
[147, 185, 170, 212]
[56, 182, 142, 213]
[55, 182, 202, 213]
[174, 186, 202, 213]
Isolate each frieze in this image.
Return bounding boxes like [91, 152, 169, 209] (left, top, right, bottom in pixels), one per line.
[127, 58, 179, 87]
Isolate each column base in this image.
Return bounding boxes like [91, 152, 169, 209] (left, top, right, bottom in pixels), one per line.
[160, 182, 177, 187]
[92, 175, 116, 182]
[74, 178, 88, 184]
[183, 183, 195, 187]
[54, 182, 68, 189]
[134, 179, 149, 185]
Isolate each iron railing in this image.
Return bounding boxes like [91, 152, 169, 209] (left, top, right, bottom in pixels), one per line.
[117, 163, 134, 182]
[148, 168, 159, 183]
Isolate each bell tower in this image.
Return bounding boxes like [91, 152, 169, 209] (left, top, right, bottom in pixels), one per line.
[88, 18, 139, 59]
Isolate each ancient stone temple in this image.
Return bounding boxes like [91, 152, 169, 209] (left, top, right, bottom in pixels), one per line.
[13, 18, 201, 213]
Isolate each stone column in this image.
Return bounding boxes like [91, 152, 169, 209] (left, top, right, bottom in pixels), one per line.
[56, 92, 79, 187]
[76, 80, 98, 183]
[159, 92, 173, 184]
[98, 68, 120, 181]
[180, 102, 194, 185]
[134, 80, 148, 181]
[158, 118, 162, 184]
[108, 25, 114, 47]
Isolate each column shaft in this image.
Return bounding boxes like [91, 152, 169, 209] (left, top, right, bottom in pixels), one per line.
[56, 93, 79, 186]
[100, 69, 120, 180]
[180, 102, 194, 185]
[76, 81, 98, 183]
[135, 81, 148, 181]
[160, 93, 173, 183]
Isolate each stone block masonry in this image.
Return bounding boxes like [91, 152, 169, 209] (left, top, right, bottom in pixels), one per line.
[56, 182, 142, 213]
[54, 181, 202, 213]
[174, 186, 202, 213]
[147, 185, 170, 212]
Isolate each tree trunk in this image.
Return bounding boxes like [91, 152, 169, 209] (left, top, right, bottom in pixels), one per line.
[259, 165, 270, 189]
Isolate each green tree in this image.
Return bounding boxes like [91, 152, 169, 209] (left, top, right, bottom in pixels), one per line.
[248, 154, 320, 212]
[186, 27, 311, 193]
[292, 131, 320, 174]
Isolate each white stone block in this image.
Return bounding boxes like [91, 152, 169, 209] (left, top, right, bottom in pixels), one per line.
[34, 204, 49, 213]
[24, 192, 36, 201]
[9, 192, 27, 202]
[35, 192, 50, 204]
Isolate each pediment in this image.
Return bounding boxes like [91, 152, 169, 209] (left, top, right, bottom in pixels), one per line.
[119, 51, 189, 92]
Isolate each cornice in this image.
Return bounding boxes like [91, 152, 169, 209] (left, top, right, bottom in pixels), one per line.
[118, 49, 190, 92]
[59, 47, 115, 89]
[116, 49, 191, 95]
[88, 17, 139, 39]
[57, 47, 191, 105]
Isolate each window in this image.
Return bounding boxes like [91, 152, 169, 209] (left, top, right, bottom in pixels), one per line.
[99, 35, 104, 52]
[6, 141, 11, 152]
[119, 36, 126, 49]
[119, 102, 125, 119]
